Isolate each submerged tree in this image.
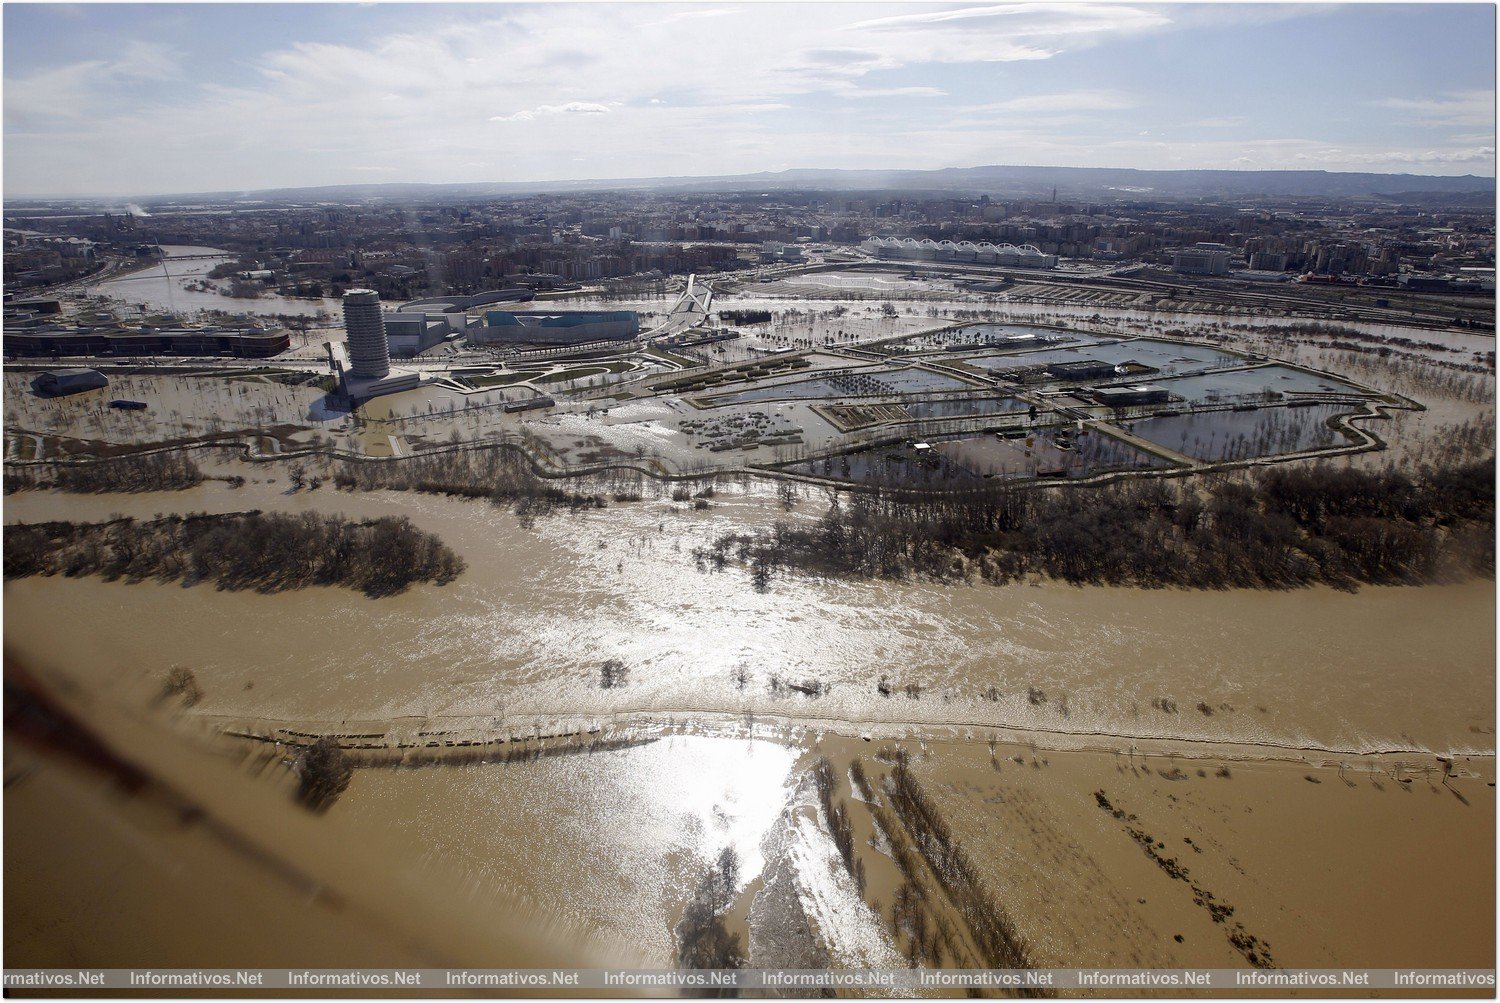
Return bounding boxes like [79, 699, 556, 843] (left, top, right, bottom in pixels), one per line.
[675, 846, 745, 989]
[160, 665, 203, 706]
[296, 736, 352, 813]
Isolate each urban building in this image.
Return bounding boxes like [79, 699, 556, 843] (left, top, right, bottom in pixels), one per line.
[1046, 359, 1120, 382]
[331, 288, 421, 401]
[1172, 243, 1233, 275]
[399, 289, 535, 312]
[1248, 251, 1288, 271]
[759, 241, 806, 264]
[342, 288, 391, 378]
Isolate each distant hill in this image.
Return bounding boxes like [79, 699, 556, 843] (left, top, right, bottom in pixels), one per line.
[706, 165, 1497, 199]
[18, 164, 1496, 206]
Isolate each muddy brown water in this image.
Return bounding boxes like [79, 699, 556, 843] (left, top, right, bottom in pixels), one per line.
[4, 477, 1493, 756]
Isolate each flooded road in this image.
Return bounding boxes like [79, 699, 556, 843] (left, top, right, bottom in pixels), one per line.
[4, 477, 1493, 755]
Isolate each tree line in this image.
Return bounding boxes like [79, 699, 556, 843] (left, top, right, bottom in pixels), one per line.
[5, 452, 205, 494]
[4, 510, 465, 598]
[332, 448, 611, 524]
[812, 757, 867, 896]
[695, 459, 1494, 591]
[885, 756, 1042, 979]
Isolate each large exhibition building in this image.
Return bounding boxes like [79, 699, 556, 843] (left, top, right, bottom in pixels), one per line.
[467, 310, 640, 347]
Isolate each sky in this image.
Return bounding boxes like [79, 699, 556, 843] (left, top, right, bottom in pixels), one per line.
[3, 1, 1495, 196]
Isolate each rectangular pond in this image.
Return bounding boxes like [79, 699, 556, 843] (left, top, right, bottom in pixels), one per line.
[1121, 403, 1357, 462]
[1155, 365, 1371, 404]
[905, 395, 1032, 420]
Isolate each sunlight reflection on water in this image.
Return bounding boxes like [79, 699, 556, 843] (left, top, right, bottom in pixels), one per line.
[335, 735, 799, 964]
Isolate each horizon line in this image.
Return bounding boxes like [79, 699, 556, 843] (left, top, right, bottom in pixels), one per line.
[5, 160, 1495, 203]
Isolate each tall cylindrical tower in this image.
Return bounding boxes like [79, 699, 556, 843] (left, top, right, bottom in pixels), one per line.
[342, 289, 390, 379]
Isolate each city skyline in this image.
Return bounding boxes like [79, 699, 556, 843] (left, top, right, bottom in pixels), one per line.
[4, 2, 1497, 197]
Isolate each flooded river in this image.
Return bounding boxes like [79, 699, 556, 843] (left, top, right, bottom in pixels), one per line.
[4, 477, 1492, 756]
[89, 245, 338, 319]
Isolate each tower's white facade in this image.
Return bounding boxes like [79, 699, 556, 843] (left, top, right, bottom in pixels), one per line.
[342, 289, 391, 379]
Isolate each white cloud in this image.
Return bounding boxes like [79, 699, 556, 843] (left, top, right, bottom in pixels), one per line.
[847, 3, 1169, 37]
[3, 3, 1491, 194]
[971, 89, 1136, 114]
[1190, 116, 1248, 129]
[1294, 146, 1496, 167]
[4, 40, 180, 124]
[1371, 90, 1495, 129]
[840, 86, 947, 99]
[491, 102, 612, 123]
[645, 7, 741, 27]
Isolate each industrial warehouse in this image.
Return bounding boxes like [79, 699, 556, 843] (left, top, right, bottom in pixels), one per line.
[3, 321, 292, 358]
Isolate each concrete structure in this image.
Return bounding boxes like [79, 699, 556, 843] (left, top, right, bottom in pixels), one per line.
[7, 297, 63, 315]
[32, 368, 109, 395]
[342, 289, 391, 378]
[384, 312, 455, 358]
[326, 340, 420, 402]
[398, 289, 535, 312]
[1172, 243, 1233, 275]
[468, 310, 640, 346]
[863, 236, 1058, 269]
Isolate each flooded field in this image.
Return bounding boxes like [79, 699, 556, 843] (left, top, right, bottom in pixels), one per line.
[3, 276, 1492, 977]
[934, 427, 1171, 478]
[319, 729, 1494, 974]
[788, 425, 1171, 485]
[1124, 405, 1352, 462]
[4, 476, 1492, 756]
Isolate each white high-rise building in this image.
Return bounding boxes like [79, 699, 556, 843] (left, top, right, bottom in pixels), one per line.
[342, 289, 391, 378]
